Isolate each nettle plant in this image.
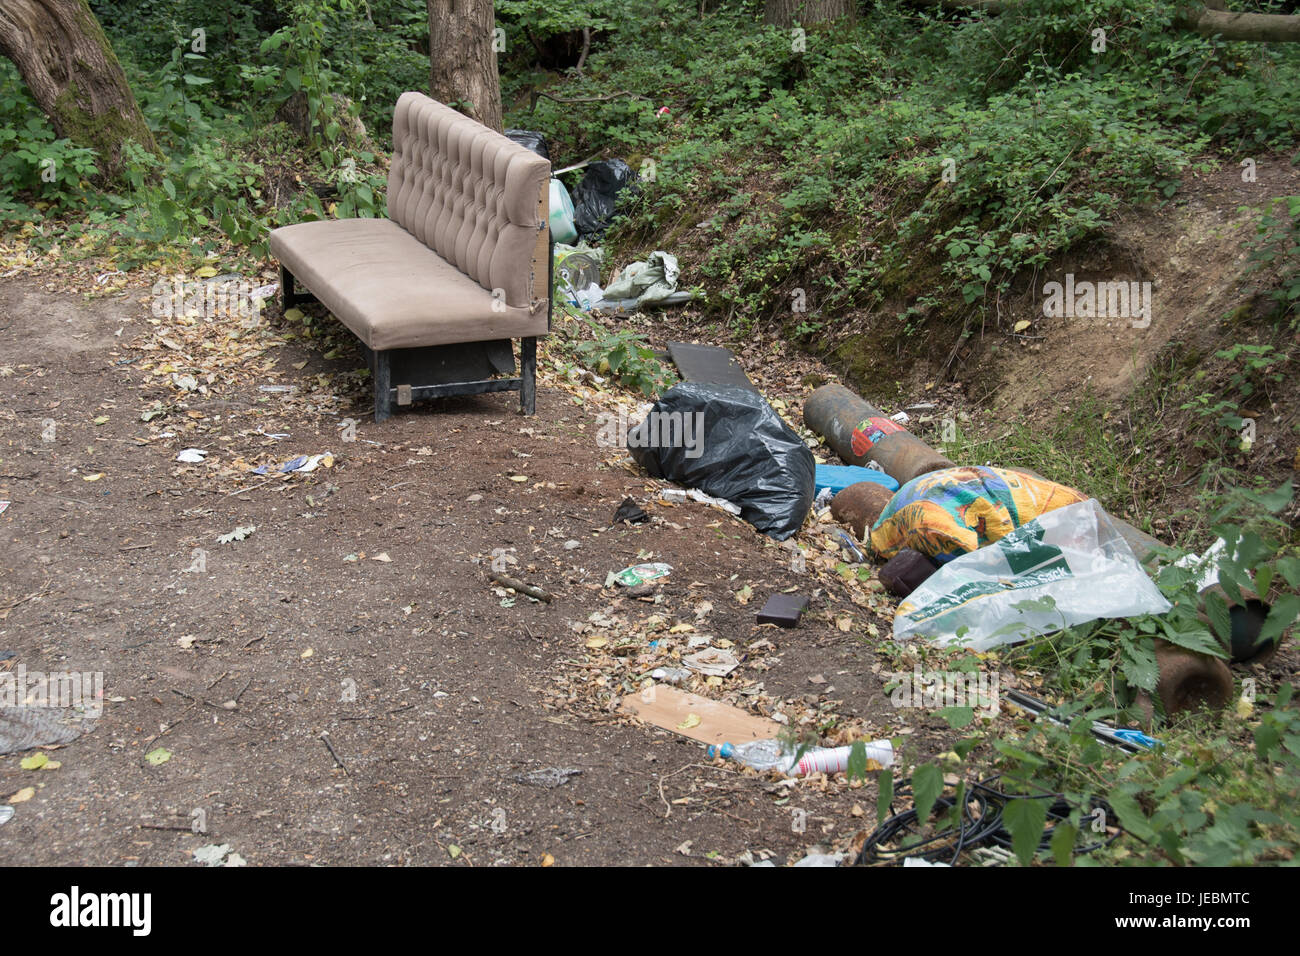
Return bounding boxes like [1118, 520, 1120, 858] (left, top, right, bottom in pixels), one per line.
[890, 481, 1299, 865]
[1245, 195, 1300, 325]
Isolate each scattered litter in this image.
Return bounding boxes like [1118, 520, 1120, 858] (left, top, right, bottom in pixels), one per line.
[0, 501, 9, 515]
[258, 384, 295, 393]
[794, 852, 847, 867]
[619, 685, 782, 746]
[707, 738, 893, 776]
[0, 706, 91, 755]
[563, 539, 581, 550]
[601, 250, 680, 307]
[612, 497, 650, 525]
[505, 128, 549, 158]
[877, 549, 938, 597]
[514, 767, 583, 788]
[217, 525, 256, 544]
[667, 341, 754, 389]
[549, 178, 578, 244]
[610, 562, 672, 587]
[871, 466, 1087, 562]
[902, 857, 951, 867]
[895, 499, 1172, 650]
[650, 667, 692, 685]
[832, 529, 866, 563]
[757, 593, 809, 628]
[0, 805, 12, 825]
[685, 488, 741, 516]
[1007, 689, 1162, 753]
[175, 448, 207, 463]
[628, 383, 814, 540]
[572, 159, 638, 238]
[193, 843, 245, 867]
[370, 552, 391, 562]
[683, 647, 740, 677]
[814, 463, 899, 498]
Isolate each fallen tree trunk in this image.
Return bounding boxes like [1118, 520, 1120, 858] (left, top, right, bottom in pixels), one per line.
[906, 0, 1300, 42]
[1185, 7, 1300, 41]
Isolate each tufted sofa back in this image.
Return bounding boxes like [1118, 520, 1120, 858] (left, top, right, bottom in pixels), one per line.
[387, 92, 550, 311]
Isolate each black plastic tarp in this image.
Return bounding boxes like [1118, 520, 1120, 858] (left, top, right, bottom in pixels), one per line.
[627, 383, 815, 540]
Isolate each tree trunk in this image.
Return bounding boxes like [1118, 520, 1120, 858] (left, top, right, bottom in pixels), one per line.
[427, 0, 503, 132]
[1186, 6, 1300, 41]
[764, 0, 858, 27]
[906, 0, 1300, 41]
[0, 0, 158, 182]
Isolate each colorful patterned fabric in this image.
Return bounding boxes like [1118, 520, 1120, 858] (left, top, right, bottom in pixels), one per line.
[869, 466, 1088, 562]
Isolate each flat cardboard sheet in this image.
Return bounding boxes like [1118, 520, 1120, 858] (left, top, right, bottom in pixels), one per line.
[618, 685, 781, 746]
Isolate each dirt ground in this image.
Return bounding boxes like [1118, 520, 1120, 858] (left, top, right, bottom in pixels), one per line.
[0, 275, 952, 866]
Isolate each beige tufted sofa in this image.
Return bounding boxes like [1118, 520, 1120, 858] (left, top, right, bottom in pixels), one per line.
[270, 92, 552, 420]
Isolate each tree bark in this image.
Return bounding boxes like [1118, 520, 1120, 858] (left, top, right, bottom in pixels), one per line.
[0, 0, 158, 182]
[1185, 6, 1300, 41]
[427, 0, 503, 132]
[764, 0, 858, 27]
[906, 0, 1300, 41]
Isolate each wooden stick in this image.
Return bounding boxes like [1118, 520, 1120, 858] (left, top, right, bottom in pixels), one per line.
[489, 571, 553, 603]
[320, 733, 349, 775]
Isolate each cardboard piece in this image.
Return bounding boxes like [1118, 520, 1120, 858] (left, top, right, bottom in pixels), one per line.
[618, 685, 781, 746]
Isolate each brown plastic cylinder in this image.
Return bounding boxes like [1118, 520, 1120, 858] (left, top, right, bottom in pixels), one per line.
[804, 384, 954, 485]
[831, 481, 895, 540]
[1147, 639, 1235, 717]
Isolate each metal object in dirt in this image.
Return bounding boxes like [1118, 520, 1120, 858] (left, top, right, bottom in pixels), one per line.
[804, 384, 953, 485]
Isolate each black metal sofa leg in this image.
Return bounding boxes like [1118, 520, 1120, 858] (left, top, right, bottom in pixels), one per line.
[280, 265, 297, 308]
[520, 337, 537, 416]
[373, 349, 394, 423]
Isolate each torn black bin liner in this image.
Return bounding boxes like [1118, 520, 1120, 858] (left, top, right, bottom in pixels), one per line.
[573, 159, 637, 238]
[505, 129, 550, 160]
[627, 382, 815, 540]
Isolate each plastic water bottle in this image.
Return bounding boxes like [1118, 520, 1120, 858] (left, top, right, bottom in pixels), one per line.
[708, 739, 895, 776]
[705, 739, 795, 773]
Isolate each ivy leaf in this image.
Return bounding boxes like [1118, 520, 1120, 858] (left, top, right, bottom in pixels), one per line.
[1002, 796, 1049, 866]
[911, 763, 944, 825]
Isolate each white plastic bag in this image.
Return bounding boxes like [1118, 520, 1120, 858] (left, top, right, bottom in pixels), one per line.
[893, 499, 1171, 650]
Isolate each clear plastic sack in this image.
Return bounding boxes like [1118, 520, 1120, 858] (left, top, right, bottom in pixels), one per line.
[893, 498, 1171, 650]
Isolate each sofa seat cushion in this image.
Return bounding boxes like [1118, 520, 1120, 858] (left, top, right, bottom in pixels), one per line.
[269, 217, 547, 352]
